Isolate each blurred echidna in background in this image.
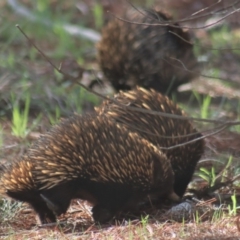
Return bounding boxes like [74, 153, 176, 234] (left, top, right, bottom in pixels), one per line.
[97, 8, 199, 94]
[0, 113, 179, 225]
[96, 87, 205, 197]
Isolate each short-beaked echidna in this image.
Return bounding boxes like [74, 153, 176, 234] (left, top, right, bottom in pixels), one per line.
[97, 8, 199, 94]
[96, 87, 204, 197]
[0, 113, 178, 224]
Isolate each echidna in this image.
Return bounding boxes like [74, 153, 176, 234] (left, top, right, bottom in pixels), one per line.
[97, 8, 199, 94]
[0, 113, 178, 224]
[96, 87, 204, 197]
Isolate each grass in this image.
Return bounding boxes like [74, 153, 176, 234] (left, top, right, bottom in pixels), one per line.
[93, 3, 104, 30]
[0, 124, 3, 148]
[11, 92, 43, 138]
[229, 193, 238, 216]
[210, 25, 233, 51]
[1, 0, 240, 239]
[11, 92, 31, 138]
[192, 92, 212, 119]
[47, 105, 61, 125]
[197, 167, 217, 187]
[0, 199, 23, 222]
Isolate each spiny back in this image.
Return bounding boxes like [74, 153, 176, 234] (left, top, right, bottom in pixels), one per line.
[1, 114, 172, 193]
[96, 87, 204, 196]
[0, 157, 34, 193]
[97, 8, 199, 94]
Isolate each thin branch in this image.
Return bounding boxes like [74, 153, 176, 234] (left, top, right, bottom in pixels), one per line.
[125, 0, 218, 23]
[116, 117, 227, 140]
[169, 30, 240, 52]
[159, 124, 228, 151]
[108, 7, 240, 30]
[161, 54, 240, 84]
[125, 0, 240, 24]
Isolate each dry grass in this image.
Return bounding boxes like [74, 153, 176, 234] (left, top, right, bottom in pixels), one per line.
[1, 199, 240, 239]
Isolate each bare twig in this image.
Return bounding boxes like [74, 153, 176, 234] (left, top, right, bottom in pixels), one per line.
[158, 53, 240, 84]
[159, 124, 228, 151]
[108, 4, 240, 30]
[125, 0, 240, 24]
[169, 30, 240, 51]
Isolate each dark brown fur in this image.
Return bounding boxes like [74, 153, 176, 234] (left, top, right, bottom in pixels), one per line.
[0, 113, 177, 224]
[97, 8, 199, 94]
[96, 87, 205, 197]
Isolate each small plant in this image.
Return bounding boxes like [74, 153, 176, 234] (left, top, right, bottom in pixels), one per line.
[48, 106, 61, 125]
[11, 93, 31, 138]
[29, 46, 38, 61]
[201, 95, 211, 119]
[0, 198, 23, 222]
[93, 3, 104, 30]
[179, 218, 186, 238]
[6, 51, 16, 69]
[128, 220, 133, 240]
[210, 25, 232, 50]
[36, 0, 49, 12]
[221, 156, 233, 182]
[11, 93, 42, 138]
[193, 92, 212, 119]
[137, 215, 149, 238]
[198, 167, 216, 187]
[140, 215, 149, 227]
[0, 124, 3, 148]
[232, 101, 240, 133]
[67, 87, 100, 114]
[228, 192, 239, 216]
[194, 210, 199, 224]
[211, 208, 222, 222]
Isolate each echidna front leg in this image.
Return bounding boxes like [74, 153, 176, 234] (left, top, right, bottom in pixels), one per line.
[91, 191, 150, 223]
[86, 182, 140, 223]
[40, 181, 77, 217]
[30, 199, 56, 224]
[6, 190, 56, 224]
[92, 204, 116, 223]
